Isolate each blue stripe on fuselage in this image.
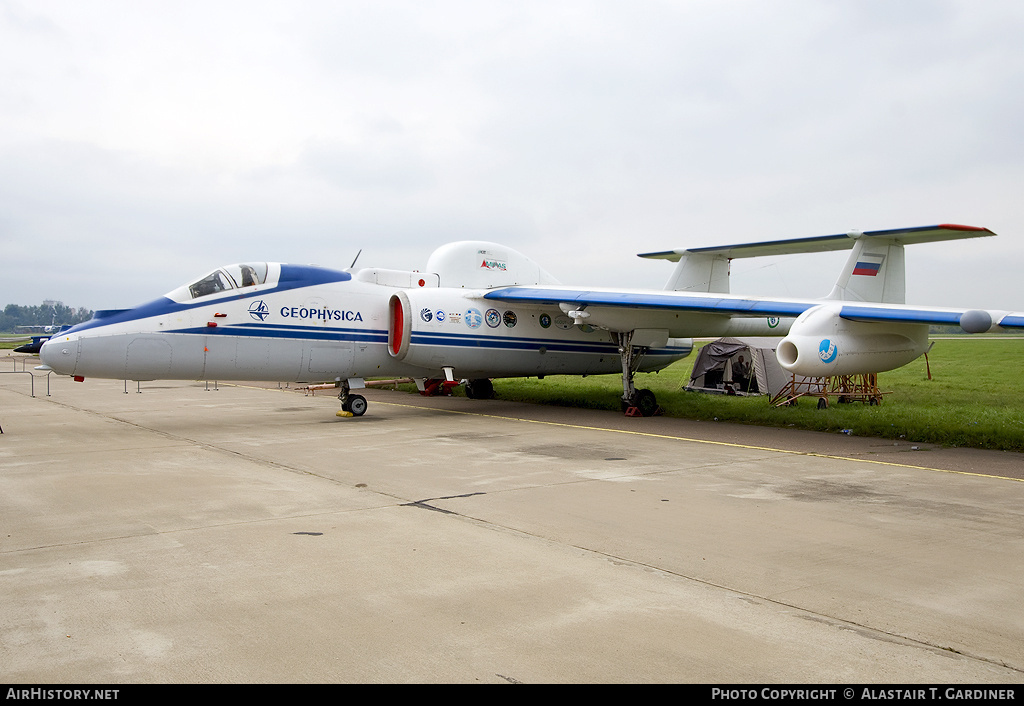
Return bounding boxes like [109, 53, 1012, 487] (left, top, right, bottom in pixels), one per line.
[408, 330, 690, 357]
[122, 322, 689, 357]
[182, 323, 389, 344]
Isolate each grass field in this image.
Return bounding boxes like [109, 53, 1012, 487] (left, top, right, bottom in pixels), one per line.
[488, 338, 1024, 452]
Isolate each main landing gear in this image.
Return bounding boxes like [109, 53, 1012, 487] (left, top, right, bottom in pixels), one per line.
[463, 378, 494, 400]
[616, 331, 661, 417]
[416, 377, 494, 399]
[415, 366, 494, 400]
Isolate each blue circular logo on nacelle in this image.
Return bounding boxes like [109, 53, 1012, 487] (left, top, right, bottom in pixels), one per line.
[818, 338, 838, 364]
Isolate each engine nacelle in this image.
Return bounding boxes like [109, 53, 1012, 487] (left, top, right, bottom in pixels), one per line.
[776, 304, 929, 377]
[388, 288, 513, 373]
[387, 287, 677, 379]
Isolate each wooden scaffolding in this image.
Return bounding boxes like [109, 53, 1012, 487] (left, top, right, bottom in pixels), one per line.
[770, 373, 887, 409]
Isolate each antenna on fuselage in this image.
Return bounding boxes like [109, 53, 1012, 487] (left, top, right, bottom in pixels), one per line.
[349, 249, 362, 269]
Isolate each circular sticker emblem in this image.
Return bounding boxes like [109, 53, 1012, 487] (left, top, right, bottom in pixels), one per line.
[818, 338, 838, 364]
[503, 311, 517, 328]
[554, 315, 573, 331]
[420, 308, 433, 323]
[485, 308, 501, 328]
[436, 310, 446, 323]
[539, 313, 552, 329]
[767, 317, 780, 328]
[465, 308, 483, 329]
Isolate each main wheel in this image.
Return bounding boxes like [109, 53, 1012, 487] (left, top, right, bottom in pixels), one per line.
[634, 389, 658, 417]
[464, 378, 494, 400]
[347, 394, 367, 416]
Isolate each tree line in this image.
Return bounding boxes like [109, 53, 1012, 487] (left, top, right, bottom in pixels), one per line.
[1, 302, 94, 332]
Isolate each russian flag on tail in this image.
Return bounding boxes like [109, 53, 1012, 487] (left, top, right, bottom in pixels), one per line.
[852, 253, 885, 276]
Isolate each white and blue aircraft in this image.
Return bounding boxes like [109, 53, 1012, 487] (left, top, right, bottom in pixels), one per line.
[38, 224, 1024, 416]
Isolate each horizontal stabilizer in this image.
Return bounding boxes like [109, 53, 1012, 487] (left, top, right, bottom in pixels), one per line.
[639, 224, 993, 262]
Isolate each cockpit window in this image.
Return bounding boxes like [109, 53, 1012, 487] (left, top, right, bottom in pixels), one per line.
[188, 270, 232, 298]
[186, 263, 269, 299]
[223, 263, 268, 289]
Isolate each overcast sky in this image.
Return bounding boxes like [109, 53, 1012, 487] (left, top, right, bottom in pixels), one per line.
[2, 0, 1022, 313]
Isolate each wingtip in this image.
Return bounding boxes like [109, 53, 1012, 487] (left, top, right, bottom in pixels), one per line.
[937, 223, 995, 235]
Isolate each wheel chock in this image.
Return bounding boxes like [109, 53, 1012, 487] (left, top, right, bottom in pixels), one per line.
[624, 405, 663, 418]
[336, 410, 354, 418]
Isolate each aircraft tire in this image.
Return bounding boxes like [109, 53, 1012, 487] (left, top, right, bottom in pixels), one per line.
[347, 395, 368, 416]
[465, 378, 494, 400]
[635, 389, 658, 417]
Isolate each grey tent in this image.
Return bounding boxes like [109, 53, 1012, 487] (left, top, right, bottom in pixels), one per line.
[685, 337, 815, 399]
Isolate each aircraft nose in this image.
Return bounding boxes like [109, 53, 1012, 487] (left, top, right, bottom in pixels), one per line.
[39, 336, 77, 374]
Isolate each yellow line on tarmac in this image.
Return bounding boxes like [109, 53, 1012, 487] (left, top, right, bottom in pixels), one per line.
[222, 383, 1022, 484]
[372, 399, 1024, 484]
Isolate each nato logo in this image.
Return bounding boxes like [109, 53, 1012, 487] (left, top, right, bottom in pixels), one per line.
[248, 300, 270, 322]
[818, 338, 838, 364]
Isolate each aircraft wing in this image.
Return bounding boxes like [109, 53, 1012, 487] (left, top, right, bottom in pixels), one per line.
[836, 306, 1024, 330]
[483, 287, 816, 317]
[482, 286, 1024, 332]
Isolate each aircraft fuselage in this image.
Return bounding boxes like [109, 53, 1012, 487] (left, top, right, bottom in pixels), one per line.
[40, 263, 693, 384]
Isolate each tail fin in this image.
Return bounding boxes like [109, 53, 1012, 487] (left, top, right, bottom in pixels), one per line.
[826, 235, 906, 303]
[640, 224, 994, 300]
[640, 251, 731, 293]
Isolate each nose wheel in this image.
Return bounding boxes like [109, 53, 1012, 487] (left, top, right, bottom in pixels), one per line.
[342, 394, 367, 416]
[337, 379, 367, 417]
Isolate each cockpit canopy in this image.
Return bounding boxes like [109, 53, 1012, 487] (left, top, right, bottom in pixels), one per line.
[188, 263, 268, 298]
[165, 263, 278, 303]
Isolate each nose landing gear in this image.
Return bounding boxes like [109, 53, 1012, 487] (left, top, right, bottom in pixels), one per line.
[337, 378, 367, 417]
